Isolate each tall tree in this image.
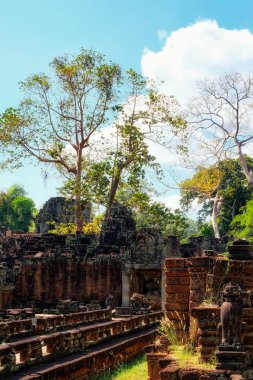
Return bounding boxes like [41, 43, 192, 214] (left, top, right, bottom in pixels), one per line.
[180, 166, 223, 238]
[105, 69, 185, 217]
[0, 51, 184, 230]
[188, 72, 253, 186]
[0, 50, 121, 232]
[180, 158, 253, 238]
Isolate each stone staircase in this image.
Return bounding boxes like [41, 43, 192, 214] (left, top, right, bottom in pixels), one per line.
[0, 309, 161, 379]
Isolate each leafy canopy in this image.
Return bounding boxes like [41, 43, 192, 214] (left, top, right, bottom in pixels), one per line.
[0, 185, 36, 232]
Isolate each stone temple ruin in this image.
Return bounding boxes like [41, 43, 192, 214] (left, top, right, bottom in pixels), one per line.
[36, 196, 91, 233]
[146, 241, 253, 380]
[0, 199, 252, 379]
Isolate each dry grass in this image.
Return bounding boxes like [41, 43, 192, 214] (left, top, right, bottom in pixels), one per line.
[158, 316, 217, 370]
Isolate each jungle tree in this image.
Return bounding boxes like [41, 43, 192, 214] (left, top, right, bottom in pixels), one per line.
[187, 72, 253, 186]
[180, 158, 253, 238]
[0, 184, 36, 232]
[0, 51, 185, 231]
[0, 50, 121, 232]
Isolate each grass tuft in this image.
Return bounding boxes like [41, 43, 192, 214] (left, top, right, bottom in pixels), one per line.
[158, 316, 217, 370]
[170, 345, 216, 369]
[89, 355, 147, 380]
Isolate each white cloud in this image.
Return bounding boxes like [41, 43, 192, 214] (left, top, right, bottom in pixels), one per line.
[141, 20, 253, 103]
[154, 193, 181, 210]
[153, 193, 201, 219]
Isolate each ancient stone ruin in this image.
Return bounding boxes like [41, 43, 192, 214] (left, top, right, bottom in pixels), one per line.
[0, 200, 250, 379]
[145, 240, 253, 380]
[35, 196, 91, 233]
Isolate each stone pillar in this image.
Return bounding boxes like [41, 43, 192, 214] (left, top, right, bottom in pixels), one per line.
[146, 353, 167, 380]
[122, 268, 131, 306]
[165, 258, 190, 333]
[161, 267, 166, 311]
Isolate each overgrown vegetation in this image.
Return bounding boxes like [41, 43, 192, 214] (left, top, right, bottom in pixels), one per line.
[48, 214, 103, 235]
[230, 199, 253, 243]
[169, 345, 216, 369]
[89, 355, 147, 380]
[158, 316, 216, 369]
[0, 184, 36, 232]
[158, 315, 188, 345]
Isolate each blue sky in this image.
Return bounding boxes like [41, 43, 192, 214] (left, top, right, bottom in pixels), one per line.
[1, 0, 253, 208]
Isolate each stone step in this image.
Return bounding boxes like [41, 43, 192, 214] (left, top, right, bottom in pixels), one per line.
[0, 312, 161, 377]
[5, 325, 158, 380]
[0, 308, 112, 343]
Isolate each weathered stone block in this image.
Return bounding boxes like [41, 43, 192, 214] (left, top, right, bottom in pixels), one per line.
[166, 285, 189, 294]
[166, 276, 190, 286]
[166, 294, 189, 303]
[165, 259, 187, 269]
[165, 302, 189, 312]
[160, 365, 180, 380]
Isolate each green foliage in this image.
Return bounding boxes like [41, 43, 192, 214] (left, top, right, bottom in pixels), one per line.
[230, 199, 253, 243]
[194, 222, 215, 238]
[159, 316, 188, 345]
[158, 316, 216, 369]
[0, 184, 36, 232]
[89, 355, 147, 380]
[217, 158, 253, 235]
[180, 158, 253, 237]
[136, 203, 188, 237]
[0, 49, 185, 228]
[103, 68, 184, 216]
[60, 160, 112, 205]
[0, 49, 122, 231]
[115, 184, 188, 237]
[48, 214, 104, 235]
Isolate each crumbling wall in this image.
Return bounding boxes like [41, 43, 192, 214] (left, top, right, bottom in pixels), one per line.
[0, 257, 122, 309]
[36, 197, 91, 233]
[15, 257, 122, 307]
[165, 256, 253, 363]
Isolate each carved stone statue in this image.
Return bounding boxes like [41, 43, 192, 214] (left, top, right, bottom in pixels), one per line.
[219, 282, 244, 350]
[105, 294, 115, 310]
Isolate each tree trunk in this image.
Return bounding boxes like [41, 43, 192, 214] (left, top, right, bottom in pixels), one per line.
[75, 150, 83, 234]
[211, 192, 223, 239]
[237, 143, 253, 187]
[105, 167, 122, 219]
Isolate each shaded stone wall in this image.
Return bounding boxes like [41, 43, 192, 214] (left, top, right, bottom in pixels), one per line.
[0, 257, 122, 309]
[165, 257, 253, 364]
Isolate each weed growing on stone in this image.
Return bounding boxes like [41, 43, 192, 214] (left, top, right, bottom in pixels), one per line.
[158, 315, 188, 345]
[158, 317, 216, 370]
[89, 355, 147, 380]
[170, 345, 216, 369]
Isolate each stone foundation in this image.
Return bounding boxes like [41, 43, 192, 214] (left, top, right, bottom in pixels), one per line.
[11, 328, 157, 380]
[0, 310, 161, 377]
[146, 349, 249, 380]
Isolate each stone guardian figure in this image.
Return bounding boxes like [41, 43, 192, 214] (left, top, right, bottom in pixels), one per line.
[219, 282, 243, 350]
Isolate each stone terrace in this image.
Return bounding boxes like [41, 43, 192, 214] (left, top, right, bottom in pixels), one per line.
[0, 308, 161, 377]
